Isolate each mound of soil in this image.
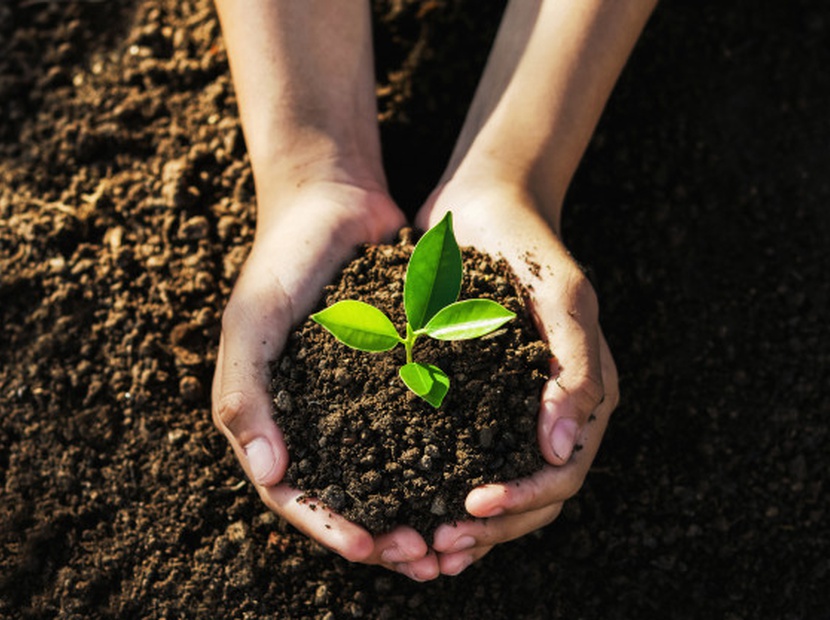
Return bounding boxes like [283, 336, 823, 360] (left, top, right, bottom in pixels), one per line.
[271, 233, 548, 537]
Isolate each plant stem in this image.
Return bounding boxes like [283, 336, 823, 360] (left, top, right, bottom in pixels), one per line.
[404, 323, 416, 364]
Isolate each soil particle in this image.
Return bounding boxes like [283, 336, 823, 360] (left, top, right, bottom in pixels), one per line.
[1, 1, 827, 619]
[178, 375, 202, 402]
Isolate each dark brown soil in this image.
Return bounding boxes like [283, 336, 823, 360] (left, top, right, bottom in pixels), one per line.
[271, 234, 548, 537]
[1, 1, 828, 619]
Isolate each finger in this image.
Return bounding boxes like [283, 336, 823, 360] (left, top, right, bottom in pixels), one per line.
[466, 335, 617, 517]
[437, 545, 493, 576]
[465, 468, 576, 519]
[213, 338, 285, 487]
[432, 503, 563, 554]
[369, 526, 430, 565]
[369, 527, 439, 581]
[388, 550, 442, 582]
[262, 484, 374, 563]
[212, 269, 295, 486]
[536, 267, 606, 465]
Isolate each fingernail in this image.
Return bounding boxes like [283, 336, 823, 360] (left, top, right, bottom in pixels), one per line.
[244, 437, 276, 484]
[468, 485, 507, 517]
[450, 535, 476, 553]
[550, 418, 579, 462]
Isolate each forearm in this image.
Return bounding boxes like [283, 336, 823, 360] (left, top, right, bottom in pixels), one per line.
[214, 0, 385, 201]
[445, 0, 658, 229]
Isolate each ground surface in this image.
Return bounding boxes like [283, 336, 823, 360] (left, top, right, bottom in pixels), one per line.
[1, 1, 827, 619]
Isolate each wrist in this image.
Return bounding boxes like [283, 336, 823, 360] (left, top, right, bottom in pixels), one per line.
[252, 171, 403, 249]
[250, 131, 387, 205]
[438, 157, 566, 234]
[216, 0, 386, 211]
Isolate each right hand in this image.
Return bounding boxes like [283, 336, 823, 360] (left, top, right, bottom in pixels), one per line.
[211, 181, 443, 579]
[415, 179, 618, 576]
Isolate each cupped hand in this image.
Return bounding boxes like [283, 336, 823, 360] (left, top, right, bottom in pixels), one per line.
[211, 180, 442, 579]
[416, 180, 619, 575]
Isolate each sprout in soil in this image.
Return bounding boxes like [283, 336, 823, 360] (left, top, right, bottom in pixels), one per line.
[311, 212, 515, 408]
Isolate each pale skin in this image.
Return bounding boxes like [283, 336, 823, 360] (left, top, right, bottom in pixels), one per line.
[212, 0, 657, 580]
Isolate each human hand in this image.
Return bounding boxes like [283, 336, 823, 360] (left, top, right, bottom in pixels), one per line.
[416, 180, 619, 575]
[211, 180, 445, 579]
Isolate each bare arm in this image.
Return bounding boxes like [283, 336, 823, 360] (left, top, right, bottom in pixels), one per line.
[212, 0, 420, 575]
[422, 0, 657, 576]
[443, 0, 658, 226]
[214, 0, 386, 212]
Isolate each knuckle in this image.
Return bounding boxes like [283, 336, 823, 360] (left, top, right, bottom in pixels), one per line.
[520, 473, 580, 508]
[478, 519, 507, 547]
[520, 477, 551, 508]
[574, 371, 605, 413]
[220, 294, 247, 336]
[213, 390, 248, 434]
[338, 539, 374, 564]
[565, 269, 599, 323]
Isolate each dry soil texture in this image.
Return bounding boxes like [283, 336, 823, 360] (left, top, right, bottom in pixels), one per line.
[1, 1, 827, 619]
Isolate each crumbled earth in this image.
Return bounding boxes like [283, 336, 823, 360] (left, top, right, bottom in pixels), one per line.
[1, 1, 827, 619]
[271, 236, 548, 538]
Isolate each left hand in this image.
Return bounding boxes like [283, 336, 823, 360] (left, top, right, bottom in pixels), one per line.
[416, 179, 619, 576]
[211, 179, 444, 580]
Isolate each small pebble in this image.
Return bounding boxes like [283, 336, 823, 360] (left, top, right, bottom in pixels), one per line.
[478, 427, 494, 448]
[179, 375, 201, 402]
[320, 485, 346, 512]
[334, 368, 352, 386]
[167, 428, 187, 445]
[161, 158, 188, 207]
[179, 215, 210, 240]
[216, 214, 238, 240]
[274, 390, 293, 413]
[488, 456, 505, 471]
[226, 521, 247, 543]
[430, 496, 447, 516]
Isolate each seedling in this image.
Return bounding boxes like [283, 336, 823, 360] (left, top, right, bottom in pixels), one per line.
[311, 212, 515, 408]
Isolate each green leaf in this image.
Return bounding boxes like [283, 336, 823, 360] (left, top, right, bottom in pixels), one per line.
[404, 211, 462, 330]
[422, 299, 515, 340]
[399, 362, 450, 408]
[311, 300, 401, 352]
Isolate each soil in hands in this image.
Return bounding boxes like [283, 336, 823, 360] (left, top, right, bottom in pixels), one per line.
[270, 230, 550, 538]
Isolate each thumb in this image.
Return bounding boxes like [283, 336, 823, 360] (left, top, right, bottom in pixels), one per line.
[536, 271, 606, 466]
[211, 281, 292, 487]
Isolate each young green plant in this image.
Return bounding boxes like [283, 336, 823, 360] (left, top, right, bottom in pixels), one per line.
[310, 212, 515, 408]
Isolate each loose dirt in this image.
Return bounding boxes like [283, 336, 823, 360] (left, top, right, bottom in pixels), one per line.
[1, 1, 827, 618]
[272, 234, 548, 537]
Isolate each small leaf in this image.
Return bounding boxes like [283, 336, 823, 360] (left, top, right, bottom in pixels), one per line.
[422, 299, 515, 340]
[404, 212, 462, 330]
[311, 300, 401, 352]
[399, 362, 450, 408]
